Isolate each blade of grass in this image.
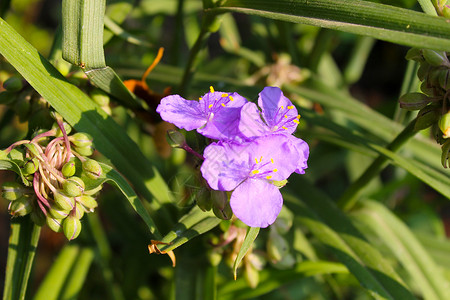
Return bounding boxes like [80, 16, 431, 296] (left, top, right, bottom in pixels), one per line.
[60, 247, 95, 300]
[233, 227, 260, 280]
[213, 0, 450, 51]
[3, 216, 40, 300]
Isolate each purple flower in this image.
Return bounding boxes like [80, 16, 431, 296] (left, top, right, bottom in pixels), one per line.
[200, 134, 307, 228]
[238, 86, 309, 174]
[156, 87, 248, 141]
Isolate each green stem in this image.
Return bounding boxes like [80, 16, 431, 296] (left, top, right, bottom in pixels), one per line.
[307, 28, 334, 73]
[337, 119, 417, 211]
[393, 60, 420, 124]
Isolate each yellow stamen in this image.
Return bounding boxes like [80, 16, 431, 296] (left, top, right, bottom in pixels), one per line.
[255, 158, 259, 163]
[297, 114, 301, 119]
[266, 175, 272, 179]
[208, 104, 213, 109]
[221, 103, 226, 107]
[271, 158, 274, 164]
[273, 168, 278, 172]
[221, 93, 228, 97]
[280, 106, 284, 109]
[284, 115, 288, 119]
[229, 96, 234, 101]
[199, 97, 202, 100]
[251, 170, 260, 175]
[287, 105, 294, 109]
[294, 119, 300, 124]
[210, 86, 215, 93]
[282, 126, 288, 130]
[259, 156, 263, 162]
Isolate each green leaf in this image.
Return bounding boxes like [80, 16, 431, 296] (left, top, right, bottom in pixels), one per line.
[214, 0, 450, 51]
[61, 0, 142, 109]
[0, 17, 173, 215]
[60, 247, 95, 300]
[233, 226, 260, 280]
[157, 206, 221, 253]
[3, 216, 40, 300]
[0, 159, 30, 186]
[284, 179, 416, 300]
[353, 200, 449, 300]
[33, 245, 80, 300]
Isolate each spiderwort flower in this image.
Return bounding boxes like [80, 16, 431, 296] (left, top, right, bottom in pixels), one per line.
[238, 86, 309, 173]
[200, 134, 307, 228]
[156, 87, 248, 141]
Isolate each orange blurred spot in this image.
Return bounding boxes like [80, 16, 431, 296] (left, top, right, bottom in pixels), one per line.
[148, 240, 176, 267]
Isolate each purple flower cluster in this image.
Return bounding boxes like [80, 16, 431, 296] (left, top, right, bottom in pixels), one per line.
[157, 86, 309, 228]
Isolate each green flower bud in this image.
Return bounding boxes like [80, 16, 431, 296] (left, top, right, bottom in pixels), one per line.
[414, 105, 440, 131]
[70, 132, 93, 148]
[9, 196, 32, 217]
[63, 215, 82, 241]
[90, 89, 110, 107]
[443, 5, 450, 18]
[74, 145, 94, 157]
[422, 49, 449, 67]
[166, 130, 187, 148]
[2, 181, 25, 200]
[266, 231, 290, 263]
[62, 177, 85, 197]
[76, 195, 98, 211]
[405, 48, 423, 62]
[48, 205, 70, 219]
[441, 140, 450, 168]
[196, 188, 212, 212]
[82, 159, 102, 180]
[13, 93, 31, 122]
[399, 92, 431, 111]
[0, 91, 17, 105]
[439, 69, 450, 90]
[0, 150, 7, 160]
[22, 158, 39, 176]
[420, 81, 435, 96]
[54, 190, 75, 211]
[429, 68, 443, 87]
[439, 111, 450, 138]
[30, 209, 46, 226]
[3, 76, 23, 92]
[46, 216, 63, 233]
[212, 191, 232, 220]
[52, 121, 72, 137]
[61, 161, 76, 177]
[83, 184, 103, 196]
[74, 204, 85, 219]
[417, 62, 431, 81]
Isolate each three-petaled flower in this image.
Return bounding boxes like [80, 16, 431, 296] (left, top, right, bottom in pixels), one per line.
[157, 86, 309, 228]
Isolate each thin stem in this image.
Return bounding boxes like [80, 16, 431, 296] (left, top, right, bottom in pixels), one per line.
[337, 119, 417, 211]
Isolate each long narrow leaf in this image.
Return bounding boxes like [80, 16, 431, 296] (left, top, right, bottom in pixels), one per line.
[214, 0, 450, 51]
[233, 227, 260, 279]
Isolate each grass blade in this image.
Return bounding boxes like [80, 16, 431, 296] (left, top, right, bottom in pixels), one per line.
[233, 227, 260, 280]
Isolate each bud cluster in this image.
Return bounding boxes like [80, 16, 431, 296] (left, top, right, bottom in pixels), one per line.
[0, 118, 104, 240]
[400, 48, 450, 167]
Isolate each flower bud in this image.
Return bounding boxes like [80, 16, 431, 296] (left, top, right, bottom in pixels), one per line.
[420, 81, 435, 96]
[422, 49, 449, 67]
[48, 207, 70, 219]
[30, 209, 46, 226]
[22, 158, 39, 176]
[0, 91, 17, 105]
[414, 105, 440, 131]
[46, 216, 63, 233]
[443, 5, 450, 18]
[82, 159, 102, 180]
[196, 188, 212, 211]
[439, 111, 450, 138]
[266, 231, 289, 262]
[63, 177, 85, 197]
[13, 93, 31, 122]
[442, 140, 450, 168]
[63, 215, 82, 240]
[74, 204, 85, 219]
[417, 62, 431, 81]
[76, 195, 98, 211]
[52, 121, 72, 137]
[211, 190, 232, 220]
[61, 161, 76, 177]
[2, 181, 25, 200]
[244, 261, 259, 289]
[166, 130, 187, 148]
[405, 48, 423, 62]
[3, 77, 23, 92]
[9, 196, 32, 217]
[7, 148, 25, 164]
[74, 145, 94, 157]
[54, 190, 76, 210]
[399, 92, 431, 110]
[70, 133, 93, 148]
